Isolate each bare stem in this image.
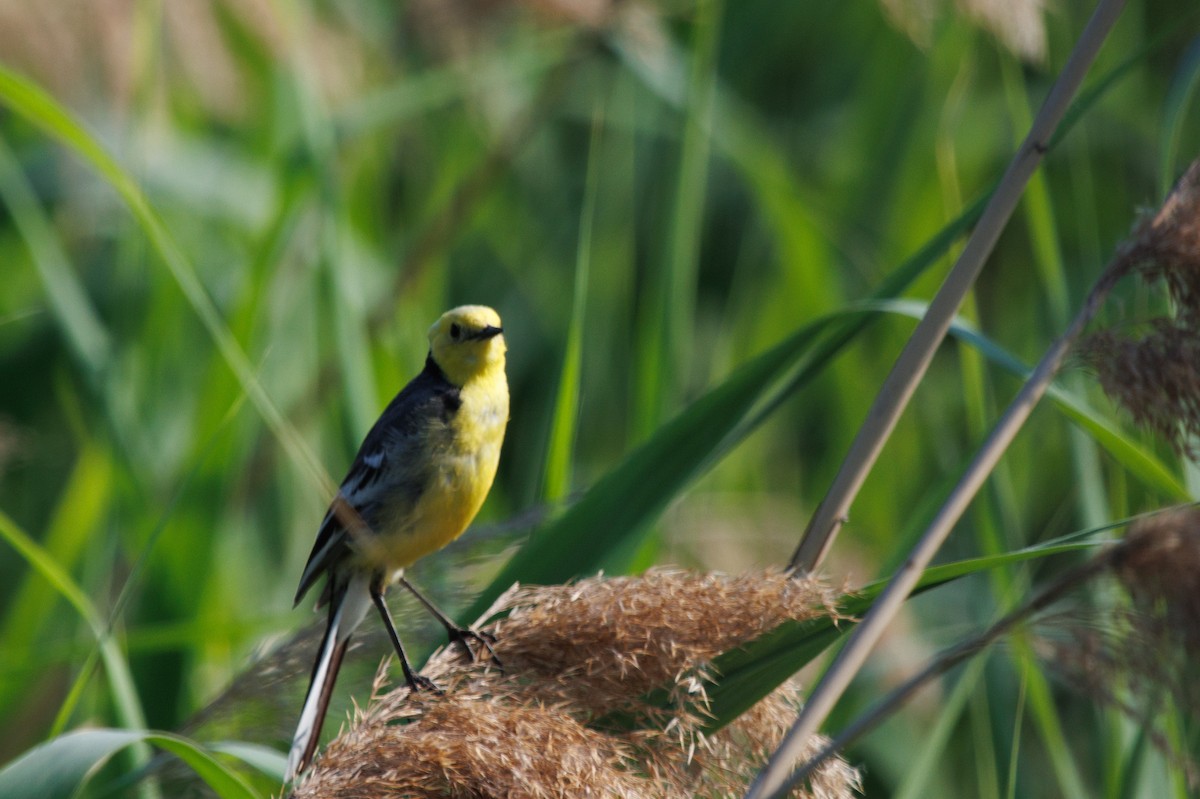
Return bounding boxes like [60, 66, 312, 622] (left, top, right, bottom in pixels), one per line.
[750, 249, 1126, 799]
[789, 0, 1129, 574]
[783, 547, 1117, 795]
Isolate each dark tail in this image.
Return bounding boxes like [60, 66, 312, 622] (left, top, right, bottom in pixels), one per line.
[285, 578, 365, 782]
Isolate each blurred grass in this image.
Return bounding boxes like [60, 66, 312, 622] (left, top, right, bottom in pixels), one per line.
[0, 1, 1198, 797]
[540, 100, 601, 504]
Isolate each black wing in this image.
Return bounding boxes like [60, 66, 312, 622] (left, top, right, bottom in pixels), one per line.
[292, 355, 462, 606]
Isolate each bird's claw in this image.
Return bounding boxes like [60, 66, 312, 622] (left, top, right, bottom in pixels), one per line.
[405, 673, 443, 694]
[448, 626, 503, 671]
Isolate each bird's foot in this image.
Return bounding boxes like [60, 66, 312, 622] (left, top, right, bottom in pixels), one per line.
[447, 626, 503, 671]
[404, 671, 443, 694]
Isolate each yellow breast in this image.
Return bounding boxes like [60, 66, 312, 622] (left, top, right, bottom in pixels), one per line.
[356, 366, 508, 573]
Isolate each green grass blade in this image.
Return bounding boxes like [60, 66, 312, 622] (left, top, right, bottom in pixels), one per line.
[593, 531, 1102, 736]
[1117, 728, 1151, 799]
[0, 729, 144, 799]
[208, 742, 287, 782]
[466, 185, 990, 621]
[1004, 664, 1029, 799]
[323, 220, 380, 440]
[0, 729, 261, 799]
[661, 0, 720, 403]
[0, 443, 112, 716]
[1017, 634, 1089, 799]
[0, 510, 147, 736]
[0, 134, 111, 375]
[282, 24, 380, 441]
[542, 104, 601, 503]
[866, 299, 1190, 500]
[147, 735, 261, 799]
[0, 510, 153, 787]
[0, 65, 335, 499]
[469, 317, 831, 620]
[894, 656, 990, 799]
[1159, 38, 1200, 194]
[1001, 53, 1108, 527]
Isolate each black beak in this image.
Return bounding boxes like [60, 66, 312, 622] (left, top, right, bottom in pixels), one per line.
[471, 325, 503, 340]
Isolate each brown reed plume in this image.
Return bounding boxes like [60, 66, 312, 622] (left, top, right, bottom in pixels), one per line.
[286, 568, 860, 799]
[1038, 506, 1200, 786]
[1079, 160, 1200, 459]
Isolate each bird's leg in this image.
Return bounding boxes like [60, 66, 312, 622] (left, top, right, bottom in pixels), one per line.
[369, 580, 440, 693]
[399, 576, 502, 670]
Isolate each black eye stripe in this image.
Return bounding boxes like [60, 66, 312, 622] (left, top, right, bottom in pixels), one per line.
[450, 323, 462, 339]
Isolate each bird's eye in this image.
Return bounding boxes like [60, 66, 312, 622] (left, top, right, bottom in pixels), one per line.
[449, 323, 462, 340]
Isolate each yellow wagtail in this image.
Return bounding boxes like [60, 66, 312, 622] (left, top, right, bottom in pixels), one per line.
[285, 305, 509, 780]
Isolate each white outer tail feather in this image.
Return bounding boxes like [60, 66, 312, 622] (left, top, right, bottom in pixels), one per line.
[284, 574, 373, 782]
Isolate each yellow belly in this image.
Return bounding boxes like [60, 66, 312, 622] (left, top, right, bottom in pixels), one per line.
[352, 373, 507, 574]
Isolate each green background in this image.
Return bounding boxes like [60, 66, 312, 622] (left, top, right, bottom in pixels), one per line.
[1, 1, 1197, 796]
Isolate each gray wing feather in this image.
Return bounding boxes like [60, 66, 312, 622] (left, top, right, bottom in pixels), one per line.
[293, 359, 461, 606]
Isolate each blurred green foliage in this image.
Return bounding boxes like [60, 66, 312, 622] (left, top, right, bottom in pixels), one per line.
[0, 1, 1197, 796]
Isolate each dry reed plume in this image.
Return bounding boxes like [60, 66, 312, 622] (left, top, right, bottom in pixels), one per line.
[287, 568, 860, 799]
[1080, 160, 1200, 459]
[1037, 506, 1200, 786]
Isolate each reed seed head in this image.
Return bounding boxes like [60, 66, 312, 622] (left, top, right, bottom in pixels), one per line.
[1130, 161, 1200, 326]
[1038, 507, 1200, 786]
[288, 568, 860, 799]
[1079, 322, 1200, 459]
[1079, 158, 1200, 459]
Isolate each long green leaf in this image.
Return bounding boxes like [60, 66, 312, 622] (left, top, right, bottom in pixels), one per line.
[597, 531, 1104, 737]
[465, 180, 989, 623]
[1159, 38, 1200, 195]
[469, 317, 829, 620]
[0, 133, 111, 374]
[542, 104, 601, 503]
[0, 511, 147, 740]
[0, 729, 261, 799]
[696, 538, 1099, 730]
[0, 444, 112, 717]
[209, 742, 288, 782]
[660, 0, 720, 417]
[871, 299, 1190, 500]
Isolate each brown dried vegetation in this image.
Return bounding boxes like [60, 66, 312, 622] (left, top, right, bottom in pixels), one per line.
[287, 568, 860, 799]
[1080, 160, 1200, 458]
[1128, 163, 1200, 327]
[1112, 506, 1200, 660]
[1039, 507, 1200, 785]
[1080, 322, 1200, 459]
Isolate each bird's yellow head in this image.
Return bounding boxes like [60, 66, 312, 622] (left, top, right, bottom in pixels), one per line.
[428, 305, 506, 387]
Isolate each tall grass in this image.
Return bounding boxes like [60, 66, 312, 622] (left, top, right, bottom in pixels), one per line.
[0, 2, 1197, 797]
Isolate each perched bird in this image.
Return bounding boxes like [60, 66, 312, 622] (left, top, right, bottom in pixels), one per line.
[285, 305, 509, 781]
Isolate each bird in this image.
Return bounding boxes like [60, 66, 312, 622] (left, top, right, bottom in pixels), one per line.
[284, 305, 509, 782]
